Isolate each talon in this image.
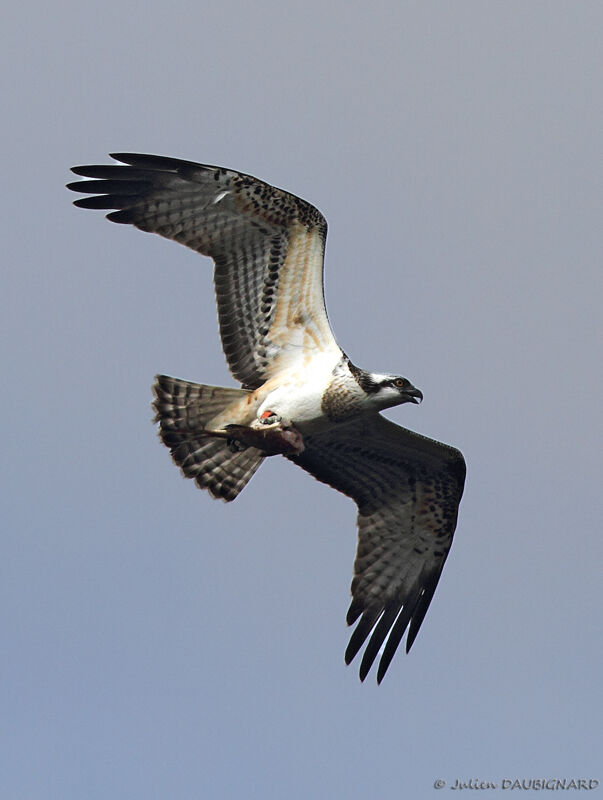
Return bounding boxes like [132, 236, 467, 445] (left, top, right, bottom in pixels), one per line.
[226, 437, 248, 453]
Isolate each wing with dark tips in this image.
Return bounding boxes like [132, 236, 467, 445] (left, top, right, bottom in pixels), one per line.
[68, 153, 339, 388]
[289, 414, 465, 683]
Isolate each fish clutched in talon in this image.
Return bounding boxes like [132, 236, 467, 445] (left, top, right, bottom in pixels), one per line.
[216, 423, 305, 456]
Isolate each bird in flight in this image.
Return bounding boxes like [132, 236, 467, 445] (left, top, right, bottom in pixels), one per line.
[68, 153, 466, 682]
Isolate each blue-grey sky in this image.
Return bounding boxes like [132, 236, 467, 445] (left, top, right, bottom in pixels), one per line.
[2, 2, 601, 798]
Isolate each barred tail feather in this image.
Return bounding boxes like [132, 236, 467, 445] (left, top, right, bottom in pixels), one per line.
[166, 434, 265, 502]
[152, 374, 265, 501]
[153, 374, 248, 430]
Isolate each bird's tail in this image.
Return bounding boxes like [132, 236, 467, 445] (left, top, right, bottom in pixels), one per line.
[152, 374, 265, 502]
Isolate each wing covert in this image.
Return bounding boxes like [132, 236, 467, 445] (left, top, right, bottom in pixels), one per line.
[68, 153, 337, 388]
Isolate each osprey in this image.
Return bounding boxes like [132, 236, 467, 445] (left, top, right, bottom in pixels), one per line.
[68, 153, 466, 683]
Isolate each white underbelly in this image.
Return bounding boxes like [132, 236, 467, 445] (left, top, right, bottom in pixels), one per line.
[263, 386, 328, 433]
[256, 352, 341, 433]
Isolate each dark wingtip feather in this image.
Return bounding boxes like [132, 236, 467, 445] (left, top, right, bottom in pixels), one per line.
[405, 629, 418, 654]
[344, 608, 381, 666]
[109, 152, 203, 172]
[346, 599, 363, 626]
[109, 152, 164, 166]
[106, 209, 137, 224]
[66, 180, 90, 193]
[72, 196, 110, 209]
[71, 165, 95, 177]
[358, 660, 371, 682]
[70, 164, 120, 178]
[70, 164, 159, 180]
[71, 195, 137, 210]
[344, 639, 358, 666]
[67, 178, 151, 195]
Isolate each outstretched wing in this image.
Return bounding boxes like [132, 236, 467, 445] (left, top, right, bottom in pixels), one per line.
[289, 414, 465, 683]
[68, 153, 339, 389]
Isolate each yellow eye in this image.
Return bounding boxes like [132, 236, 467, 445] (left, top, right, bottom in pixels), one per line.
[394, 378, 405, 388]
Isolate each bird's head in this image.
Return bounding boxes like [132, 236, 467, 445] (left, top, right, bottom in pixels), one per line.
[346, 360, 423, 411]
[360, 372, 424, 411]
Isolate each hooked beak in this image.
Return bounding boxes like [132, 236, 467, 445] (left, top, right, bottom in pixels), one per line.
[405, 385, 423, 404]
